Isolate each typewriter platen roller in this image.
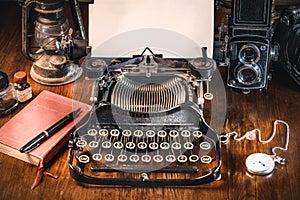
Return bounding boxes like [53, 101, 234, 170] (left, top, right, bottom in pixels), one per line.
[68, 49, 221, 186]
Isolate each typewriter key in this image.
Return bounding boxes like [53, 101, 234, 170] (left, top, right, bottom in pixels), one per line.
[102, 141, 112, 149]
[181, 130, 191, 138]
[88, 128, 98, 136]
[199, 141, 211, 150]
[171, 142, 182, 150]
[122, 129, 132, 137]
[117, 154, 128, 162]
[192, 130, 203, 138]
[113, 141, 123, 149]
[201, 155, 212, 164]
[78, 155, 90, 163]
[153, 155, 163, 163]
[92, 153, 102, 161]
[149, 142, 159, 150]
[189, 155, 199, 162]
[166, 155, 176, 163]
[141, 155, 151, 163]
[110, 129, 120, 137]
[137, 142, 147, 150]
[204, 93, 213, 101]
[169, 130, 179, 138]
[99, 129, 108, 136]
[105, 154, 115, 162]
[133, 130, 144, 137]
[146, 130, 156, 138]
[89, 141, 99, 148]
[157, 130, 167, 138]
[76, 140, 87, 148]
[184, 142, 194, 150]
[126, 142, 136, 150]
[129, 154, 140, 163]
[177, 155, 188, 163]
[160, 142, 170, 150]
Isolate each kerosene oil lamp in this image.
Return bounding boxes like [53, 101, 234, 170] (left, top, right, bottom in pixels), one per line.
[19, 0, 87, 85]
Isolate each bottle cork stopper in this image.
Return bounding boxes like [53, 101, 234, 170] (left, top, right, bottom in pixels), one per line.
[14, 71, 27, 84]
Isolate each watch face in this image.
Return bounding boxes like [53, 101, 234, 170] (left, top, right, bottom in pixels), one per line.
[245, 153, 275, 175]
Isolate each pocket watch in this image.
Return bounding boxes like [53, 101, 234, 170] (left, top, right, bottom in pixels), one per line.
[221, 120, 290, 176]
[245, 153, 275, 175]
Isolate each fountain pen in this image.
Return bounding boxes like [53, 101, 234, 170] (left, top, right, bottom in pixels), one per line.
[20, 108, 82, 153]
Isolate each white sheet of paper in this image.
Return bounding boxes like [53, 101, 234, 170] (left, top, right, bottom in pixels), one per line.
[89, 0, 214, 58]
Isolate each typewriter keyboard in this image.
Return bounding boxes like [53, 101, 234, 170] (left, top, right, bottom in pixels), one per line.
[74, 126, 217, 173]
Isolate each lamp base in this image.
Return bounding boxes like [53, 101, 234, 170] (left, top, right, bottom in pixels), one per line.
[30, 54, 83, 85]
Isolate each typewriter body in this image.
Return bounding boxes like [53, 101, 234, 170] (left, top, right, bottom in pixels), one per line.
[68, 49, 221, 186]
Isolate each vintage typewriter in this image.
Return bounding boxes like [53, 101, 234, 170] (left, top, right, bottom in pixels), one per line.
[68, 48, 221, 186]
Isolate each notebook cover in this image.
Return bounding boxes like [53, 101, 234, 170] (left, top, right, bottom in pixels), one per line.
[0, 90, 91, 166]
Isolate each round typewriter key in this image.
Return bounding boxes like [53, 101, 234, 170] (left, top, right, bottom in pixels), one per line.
[201, 155, 212, 164]
[157, 130, 167, 138]
[166, 155, 176, 163]
[192, 130, 203, 138]
[89, 141, 99, 148]
[133, 130, 144, 137]
[204, 93, 213, 100]
[78, 155, 90, 163]
[189, 155, 199, 162]
[153, 155, 163, 163]
[105, 154, 115, 162]
[113, 141, 123, 149]
[146, 130, 156, 138]
[160, 142, 170, 150]
[126, 142, 136, 150]
[122, 129, 132, 137]
[129, 154, 140, 163]
[137, 142, 147, 150]
[117, 154, 127, 162]
[177, 155, 188, 163]
[99, 129, 108, 136]
[169, 130, 179, 138]
[171, 142, 182, 150]
[200, 141, 211, 150]
[102, 141, 112, 149]
[141, 155, 151, 163]
[88, 128, 98, 136]
[184, 142, 194, 150]
[110, 129, 120, 137]
[92, 153, 102, 161]
[181, 130, 191, 138]
[149, 142, 159, 150]
[76, 139, 87, 148]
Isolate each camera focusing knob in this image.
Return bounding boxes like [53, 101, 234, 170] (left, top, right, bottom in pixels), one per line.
[270, 44, 279, 62]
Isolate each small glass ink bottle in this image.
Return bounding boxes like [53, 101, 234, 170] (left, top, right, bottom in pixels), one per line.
[0, 71, 19, 117]
[13, 71, 32, 103]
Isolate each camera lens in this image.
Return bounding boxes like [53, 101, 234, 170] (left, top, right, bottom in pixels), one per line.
[239, 44, 260, 64]
[235, 64, 261, 85]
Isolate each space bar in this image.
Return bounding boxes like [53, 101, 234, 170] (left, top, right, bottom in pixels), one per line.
[91, 164, 199, 174]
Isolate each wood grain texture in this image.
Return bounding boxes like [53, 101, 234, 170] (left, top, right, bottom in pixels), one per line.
[0, 2, 299, 200]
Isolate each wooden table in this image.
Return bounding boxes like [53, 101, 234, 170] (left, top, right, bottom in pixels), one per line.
[0, 2, 299, 200]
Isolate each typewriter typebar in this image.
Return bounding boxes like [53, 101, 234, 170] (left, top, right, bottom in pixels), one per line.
[69, 51, 221, 186]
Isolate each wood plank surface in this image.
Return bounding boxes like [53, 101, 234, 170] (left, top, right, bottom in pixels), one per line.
[0, 2, 299, 200]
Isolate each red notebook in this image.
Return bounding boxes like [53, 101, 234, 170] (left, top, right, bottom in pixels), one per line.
[0, 90, 90, 167]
